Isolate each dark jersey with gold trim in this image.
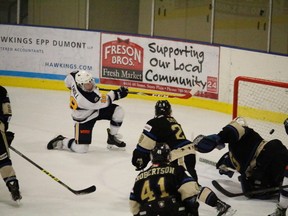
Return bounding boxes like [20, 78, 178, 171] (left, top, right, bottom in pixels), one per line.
[130, 163, 195, 204]
[140, 115, 191, 150]
[218, 123, 263, 173]
[0, 86, 12, 129]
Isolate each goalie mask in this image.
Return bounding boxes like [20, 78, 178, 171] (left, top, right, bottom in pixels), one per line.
[155, 100, 172, 117]
[75, 70, 96, 92]
[150, 143, 171, 164]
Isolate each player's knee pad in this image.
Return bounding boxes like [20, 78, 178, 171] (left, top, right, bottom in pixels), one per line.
[112, 106, 125, 124]
[0, 164, 15, 179]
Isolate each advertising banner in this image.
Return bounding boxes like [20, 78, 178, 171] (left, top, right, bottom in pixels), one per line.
[101, 33, 220, 99]
[0, 25, 100, 79]
[0, 25, 220, 99]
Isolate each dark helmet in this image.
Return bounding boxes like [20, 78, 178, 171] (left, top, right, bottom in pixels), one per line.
[150, 143, 171, 164]
[155, 100, 172, 116]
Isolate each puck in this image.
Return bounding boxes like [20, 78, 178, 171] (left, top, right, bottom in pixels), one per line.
[269, 129, 275, 134]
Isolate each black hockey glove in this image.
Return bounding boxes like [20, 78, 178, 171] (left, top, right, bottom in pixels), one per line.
[216, 152, 235, 178]
[132, 149, 150, 171]
[113, 86, 128, 100]
[184, 195, 199, 216]
[284, 118, 288, 135]
[6, 131, 15, 146]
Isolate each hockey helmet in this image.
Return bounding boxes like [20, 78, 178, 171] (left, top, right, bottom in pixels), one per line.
[150, 143, 171, 164]
[155, 100, 172, 116]
[75, 70, 95, 92]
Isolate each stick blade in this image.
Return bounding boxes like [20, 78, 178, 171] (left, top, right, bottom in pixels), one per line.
[212, 180, 241, 197]
[178, 92, 192, 99]
[72, 185, 96, 195]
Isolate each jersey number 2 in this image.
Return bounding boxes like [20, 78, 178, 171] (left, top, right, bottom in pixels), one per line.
[171, 124, 185, 140]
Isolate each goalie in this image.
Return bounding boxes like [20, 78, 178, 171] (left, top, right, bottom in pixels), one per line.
[195, 117, 288, 205]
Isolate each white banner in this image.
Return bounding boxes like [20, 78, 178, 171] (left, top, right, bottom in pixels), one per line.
[101, 33, 220, 99]
[0, 25, 100, 79]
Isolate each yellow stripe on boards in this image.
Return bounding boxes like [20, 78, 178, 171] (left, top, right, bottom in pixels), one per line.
[0, 76, 231, 114]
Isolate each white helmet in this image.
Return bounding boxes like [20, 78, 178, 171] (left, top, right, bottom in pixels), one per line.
[75, 70, 95, 92]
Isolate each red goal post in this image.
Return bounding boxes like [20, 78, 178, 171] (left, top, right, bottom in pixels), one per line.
[233, 76, 288, 145]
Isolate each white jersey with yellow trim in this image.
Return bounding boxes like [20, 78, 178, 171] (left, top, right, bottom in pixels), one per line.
[64, 72, 116, 123]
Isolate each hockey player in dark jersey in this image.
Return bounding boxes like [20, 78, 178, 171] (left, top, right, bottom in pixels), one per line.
[130, 143, 236, 216]
[195, 117, 288, 203]
[129, 143, 200, 216]
[132, 100, 198, 180]
[131, 100, 236, 216]
[268, 118, 288, 216]
[47, 70, 128, 153]
[0, 86, 22, 202]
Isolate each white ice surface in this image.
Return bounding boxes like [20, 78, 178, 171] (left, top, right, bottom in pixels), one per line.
[0, 87, 278, 216]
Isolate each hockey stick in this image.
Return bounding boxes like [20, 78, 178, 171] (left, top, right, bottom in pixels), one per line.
[212, 180, 288, 198]
[9, 146, 96, 195]
[199, 157, 217, 167]
[98, 87, 199, 99]
[199, 157, 235, 172]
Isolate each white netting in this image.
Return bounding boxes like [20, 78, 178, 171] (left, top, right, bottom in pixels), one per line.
[233, 77, 288, 146]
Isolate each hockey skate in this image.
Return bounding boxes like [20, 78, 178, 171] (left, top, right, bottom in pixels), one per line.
[47, 135, 65, 150]
[216, 199, 236, 216]
[106, 128, 126, 149]
[268, 205, 287, 216]
[6, 180, 22, 202]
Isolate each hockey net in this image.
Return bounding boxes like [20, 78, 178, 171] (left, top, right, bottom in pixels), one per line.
[233, 76, 288, 147]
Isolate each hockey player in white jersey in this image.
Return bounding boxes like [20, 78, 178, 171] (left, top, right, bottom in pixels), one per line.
[47, 70, 128, 153]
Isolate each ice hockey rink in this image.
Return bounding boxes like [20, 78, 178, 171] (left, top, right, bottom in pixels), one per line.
[0, 86, 279, 216]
